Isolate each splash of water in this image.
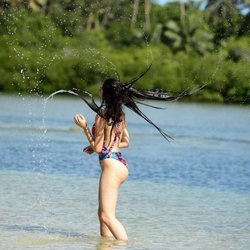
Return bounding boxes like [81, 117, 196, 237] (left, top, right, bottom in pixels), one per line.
[86, 48, 120, 81]
[144, 33, 153, 67]
[42, 89, 79, 134]
[45, 89, 79, 101]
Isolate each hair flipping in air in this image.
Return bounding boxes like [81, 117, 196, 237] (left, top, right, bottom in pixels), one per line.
[70, 64, 206, 141]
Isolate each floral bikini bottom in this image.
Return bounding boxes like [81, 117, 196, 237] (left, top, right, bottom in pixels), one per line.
[99, 146, 129, 169]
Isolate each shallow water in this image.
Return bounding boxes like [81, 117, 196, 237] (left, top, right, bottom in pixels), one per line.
[0, 94, 250, 249]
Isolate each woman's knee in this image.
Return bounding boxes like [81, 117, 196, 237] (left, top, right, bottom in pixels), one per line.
[98, 209, 115, 225]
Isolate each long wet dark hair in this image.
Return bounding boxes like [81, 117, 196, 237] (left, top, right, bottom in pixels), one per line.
[100, 78, 124, 126]
[70, 64, 205, 141]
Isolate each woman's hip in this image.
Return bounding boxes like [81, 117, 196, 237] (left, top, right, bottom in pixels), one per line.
[99, 157, 129, 183]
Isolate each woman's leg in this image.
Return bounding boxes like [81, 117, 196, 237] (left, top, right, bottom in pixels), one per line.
[98, 211, 114, 237]
[98, 181, 113, 237]
[98, 159, 128, 240]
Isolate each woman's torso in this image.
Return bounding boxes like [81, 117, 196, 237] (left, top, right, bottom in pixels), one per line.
[102, 121, 123, 152]
[92, 115, 125, 153]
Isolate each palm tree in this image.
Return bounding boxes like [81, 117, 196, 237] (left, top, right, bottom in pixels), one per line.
[162, 3, 214, 55]
[205, 0, 243, 42]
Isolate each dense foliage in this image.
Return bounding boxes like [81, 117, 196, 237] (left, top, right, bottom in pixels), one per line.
[0, 0, 249, 103]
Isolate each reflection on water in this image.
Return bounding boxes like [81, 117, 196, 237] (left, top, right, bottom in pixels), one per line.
[2, 224, 128, 249]
[1, 223, 128, 250]
[2, 224, 84, 237]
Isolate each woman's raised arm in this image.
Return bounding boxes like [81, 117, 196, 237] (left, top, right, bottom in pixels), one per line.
[74, 114, 105, 153]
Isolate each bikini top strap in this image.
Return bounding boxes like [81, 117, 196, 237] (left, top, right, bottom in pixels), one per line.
[92, 123, 96, 137]
[105, 124, 121, 152]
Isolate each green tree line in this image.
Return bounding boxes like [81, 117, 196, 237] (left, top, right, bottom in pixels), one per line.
[0, 0, 249, 103]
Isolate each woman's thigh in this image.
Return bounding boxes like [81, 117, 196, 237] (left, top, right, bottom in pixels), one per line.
[99, 159, 128, 213]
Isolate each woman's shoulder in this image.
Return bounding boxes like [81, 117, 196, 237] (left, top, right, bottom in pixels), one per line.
[95, 114, 106, 128]
[95, 114, 104, 121]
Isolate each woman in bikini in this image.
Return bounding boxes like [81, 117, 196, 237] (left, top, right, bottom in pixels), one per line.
[75, 79, 130, 240]
[73, 65, 198, 241]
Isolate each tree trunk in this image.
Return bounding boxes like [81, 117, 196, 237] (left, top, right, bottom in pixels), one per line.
[179, 0, 187, 50]
[144, 0, 151, 31]
[10, 0, 20, 8]
[101, 6, 111, 27]
[23, 0, 30, 10]
[179, 0, 186, 29]
[87, 11, 94, 30]
[131, 0, 139, 29]
[86, 1, 100, 30]
[44, 0, 53, 16]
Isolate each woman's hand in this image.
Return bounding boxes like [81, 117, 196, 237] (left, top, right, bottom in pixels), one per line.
[74, 114, 87, 129]
[83, 145, 94, 155]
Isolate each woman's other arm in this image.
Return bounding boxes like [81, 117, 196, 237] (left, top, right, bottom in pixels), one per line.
[119, 128, 129, 148]
[119, 113, 129, 148]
